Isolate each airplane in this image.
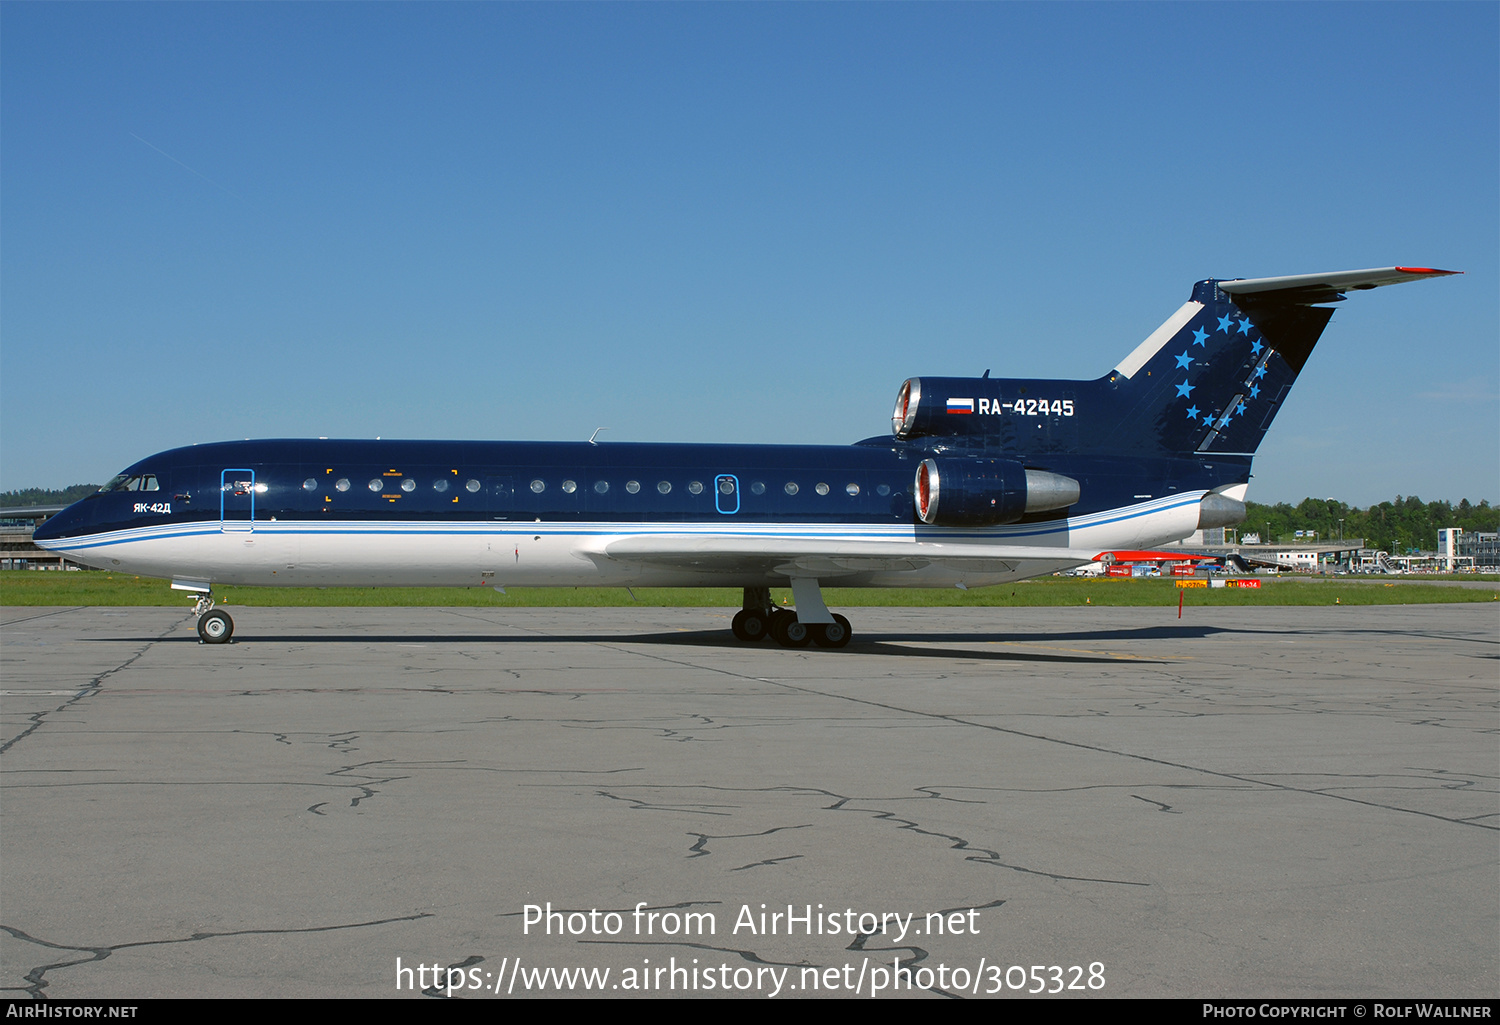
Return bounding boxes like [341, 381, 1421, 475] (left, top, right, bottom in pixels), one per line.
[31, 266, 1457, 648]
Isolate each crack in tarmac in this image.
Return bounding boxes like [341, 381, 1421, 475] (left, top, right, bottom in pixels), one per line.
[687, 824, 812, 859]
[0, 608, 88, 627]
[0, 613, 190, 755]
[1132, 794, 1179, 813]
[589, 640, 1497, 832]
[0, 914, 432, 998]
[595, 782, 1152, 886]
[729, 855, 803, 871]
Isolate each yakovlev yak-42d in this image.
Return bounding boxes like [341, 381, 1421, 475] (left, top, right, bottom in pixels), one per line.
[34, 266, 1458, 647]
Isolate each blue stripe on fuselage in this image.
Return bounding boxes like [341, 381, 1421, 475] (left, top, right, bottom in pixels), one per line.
[35, 494, 1204, 554]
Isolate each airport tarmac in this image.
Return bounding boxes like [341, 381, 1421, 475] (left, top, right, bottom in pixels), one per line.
[1, 603, 1495, 999]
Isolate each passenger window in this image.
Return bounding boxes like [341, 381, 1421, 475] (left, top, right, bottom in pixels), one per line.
[594, 481, 609, 494]
[335, 478, 351, 492]
[530, 479, 545, 493]
[750, 481, 766, 496]
[688, 481, 704, 495]
[846, 483, 860, 496]
[401, 479, 416, 492]
[816, 483, 830, 496]
[466, 479, 481, 493]
[657, 481, 671, 494]
[877, 484, 891, 497]
[369, 479, 384, 492]
[434, 479, 450, 493]
[562, 480, 577, 494]
[303, 479, 318, 491]
[785, 482, 799, 495]
[626, 480, 640, 494]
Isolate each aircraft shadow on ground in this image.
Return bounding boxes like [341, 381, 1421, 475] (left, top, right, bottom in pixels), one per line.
[92, 624, 1250, 664]
[99, 617, 1492, 656]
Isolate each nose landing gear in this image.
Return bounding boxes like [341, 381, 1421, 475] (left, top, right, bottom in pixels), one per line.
[191, 592, 234, 644]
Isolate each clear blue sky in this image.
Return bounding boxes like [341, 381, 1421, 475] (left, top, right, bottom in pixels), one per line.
[3, 2, 1495, 507]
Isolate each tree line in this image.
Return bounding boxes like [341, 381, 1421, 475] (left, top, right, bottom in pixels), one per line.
[1242, 496, 1498, 554]
[0, 484, 103, 508]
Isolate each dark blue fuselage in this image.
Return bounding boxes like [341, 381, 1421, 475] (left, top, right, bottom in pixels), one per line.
[34, 436, 1246, 543]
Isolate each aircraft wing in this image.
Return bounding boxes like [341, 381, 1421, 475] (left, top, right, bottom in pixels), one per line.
[601, 535, 1097, 579]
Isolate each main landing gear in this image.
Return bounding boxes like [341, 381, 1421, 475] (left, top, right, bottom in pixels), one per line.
[191, 592, 234, 644]
[731, 585, 852, 650]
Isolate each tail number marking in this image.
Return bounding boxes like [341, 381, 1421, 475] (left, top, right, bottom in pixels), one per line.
[977, 399, 1074, 416]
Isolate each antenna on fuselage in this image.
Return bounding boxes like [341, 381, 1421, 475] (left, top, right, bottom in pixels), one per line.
[588, 427, 608, 445]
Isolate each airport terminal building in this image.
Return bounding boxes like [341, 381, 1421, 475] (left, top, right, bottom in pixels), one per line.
[1438, 528, 1500, 571]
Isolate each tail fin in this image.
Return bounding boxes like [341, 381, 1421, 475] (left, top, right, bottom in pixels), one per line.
[889, 267, 1456, 459]
[1106, 267, 1457, 456]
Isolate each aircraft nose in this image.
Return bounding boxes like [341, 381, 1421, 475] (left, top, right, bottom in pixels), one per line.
[31, 503, 91, 546]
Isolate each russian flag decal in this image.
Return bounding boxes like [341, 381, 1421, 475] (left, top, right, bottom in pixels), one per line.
[946, 398, 974, 414]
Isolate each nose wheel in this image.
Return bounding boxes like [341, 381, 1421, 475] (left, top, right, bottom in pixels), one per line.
[190, 592, 234, 644]
[197, 609, 234, 644]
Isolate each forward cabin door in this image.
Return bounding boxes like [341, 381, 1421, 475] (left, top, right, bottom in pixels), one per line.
[220, 468, 257, 532]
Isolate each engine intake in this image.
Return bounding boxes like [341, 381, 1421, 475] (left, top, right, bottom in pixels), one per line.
[914, 458, 1080, 526]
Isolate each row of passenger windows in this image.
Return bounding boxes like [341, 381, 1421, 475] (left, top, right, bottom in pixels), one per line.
[300, 477, 894, 498]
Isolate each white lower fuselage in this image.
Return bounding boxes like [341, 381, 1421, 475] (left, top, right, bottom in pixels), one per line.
[45, 494, 1203, 590]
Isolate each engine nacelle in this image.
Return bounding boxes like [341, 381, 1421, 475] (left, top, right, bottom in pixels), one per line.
[913, 458, 1080, 526]
[1197, 492, 1246, 529]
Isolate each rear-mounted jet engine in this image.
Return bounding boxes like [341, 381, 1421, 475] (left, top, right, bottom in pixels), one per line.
[913, 458, 1080, 527]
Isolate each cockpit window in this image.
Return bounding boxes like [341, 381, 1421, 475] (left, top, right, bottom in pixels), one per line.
[100, 474, 159, 493]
